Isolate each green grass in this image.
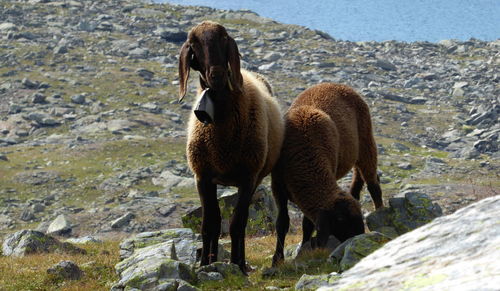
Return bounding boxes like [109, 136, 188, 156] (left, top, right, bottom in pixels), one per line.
[0, 138, 186, 206]
[0, 241, 120, 291]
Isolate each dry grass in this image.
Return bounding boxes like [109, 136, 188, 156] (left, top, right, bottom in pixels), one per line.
[0, 233, 339, 291]
[0, 241, 120, 291]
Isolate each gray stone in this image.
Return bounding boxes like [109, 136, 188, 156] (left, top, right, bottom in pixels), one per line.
[111, 212, 135, 229]
[196, 262, 245, 282]
[47, 214, 72, 235]
[366, 192, 442, 235]
[329, 232, 392, 272]
[66, 236, 102, 244]
[47, 260, 83, 280]
[71, 94, 86, 104]
[319, 196, 500, 291]
[182, 185, 277, 235]
[31, 93, 46, 104]
[155, 27, 187, 43]
[258, 62, 278, 71]
[20, 208, 35, 221]
[22, 78, 40, 89]
[152, 171, 195, 192]
[0, 153, 8, 161]
[0, 22, 17, 31]
[107, 119, 134, 133]
[136, 68, 155, 80]
[119, 228, 197, 263]
[2, 230, 85, 257]
[295, 272, 341, 290]
[374, 58, 397, 71]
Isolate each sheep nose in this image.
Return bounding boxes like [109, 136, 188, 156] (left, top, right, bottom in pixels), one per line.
[207, 66, 227, 89]
[209, 66, 225, 79]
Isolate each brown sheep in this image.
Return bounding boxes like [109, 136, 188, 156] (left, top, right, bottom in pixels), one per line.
[178, 21, 284, 273]
[271, 83, 383, 266]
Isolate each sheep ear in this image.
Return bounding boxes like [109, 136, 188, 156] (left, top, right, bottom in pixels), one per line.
[227, 36, 243, 93]
[178, 41, 192, 101]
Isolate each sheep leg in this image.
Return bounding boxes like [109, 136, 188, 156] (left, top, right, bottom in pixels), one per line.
[230, 180, 257, 274]
[315, 210, 331, 248]
[350, 168, 364, 201]
[301, 216, 314, 246]
[271, 191, 289, 267]
[367, 178, 384, 209]
[271, 165, 290, 267]
[357, 163, 384, 209]
[197, 177, 221, 266]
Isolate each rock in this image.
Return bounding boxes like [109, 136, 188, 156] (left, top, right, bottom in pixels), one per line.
[114, 244, 196, 290]
[47, 261, 83, 280]
[71, 94, 86, 104]
[118, 228, 198, 263]
[155, 27, 187, 43]
[397, 162, 412, 170]
[111, 212, 135, 229]
[196, 262, 245, 283]
[0, 153, 8, 161]
[391, 142, 410, 152]
[22, 78, 40, 89]
[66, 236, 102, 244]
[2, 230, 85, 257]
[258, 62, 278, 71]
[136, 68, 155, 80]
[0, 22, 17, 32]
[295, 272, 341, 290]
[152, 170, 195, 192]
[329, 232, 392, 272]
[47, 214, 72, 235]
[374, 58, 397, 71]
[286, 236, 341, 260]
[366, 192, 442, 236]
[20, 208, 35, 221]
[107, 119, 135, 133]
[318, 196, 500, 290]
[31, 93, 46, 104]
[182, 186, 277, 235]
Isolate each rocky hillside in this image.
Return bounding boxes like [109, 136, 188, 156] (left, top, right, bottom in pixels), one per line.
[0, 0, 499, 241]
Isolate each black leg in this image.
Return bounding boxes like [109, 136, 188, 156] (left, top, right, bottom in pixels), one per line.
[315, 210, 331, 248]
[367, 177, 383, 209]
[350, 168, 364, 201]
[197, 176, 220, 266]
[301, 216, 314, 246]
[271, 196, 289, 267]
[230, 179, 257, 274]
[271, 167, 290, 267]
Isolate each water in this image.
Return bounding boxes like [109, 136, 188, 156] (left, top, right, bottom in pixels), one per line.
[157, 0, 500, 42]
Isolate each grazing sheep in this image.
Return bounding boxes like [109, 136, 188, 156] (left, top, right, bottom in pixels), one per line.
[271, 83, 383, 266]
[178, 21, 284, 273]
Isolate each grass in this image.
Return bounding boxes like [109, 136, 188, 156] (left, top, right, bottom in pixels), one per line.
[0, 234, 348, 291]
[0, 233, 342, 291]
[0, 138, 186, 207]
[0, 241, 120, 291]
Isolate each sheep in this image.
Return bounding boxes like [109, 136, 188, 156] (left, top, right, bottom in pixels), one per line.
[271, 83, 384, 266]
[178, 21, 284, 273]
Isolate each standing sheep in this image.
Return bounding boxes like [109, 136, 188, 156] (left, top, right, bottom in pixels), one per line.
[178, 21, 284, 273]
[271, 83, 383, 266]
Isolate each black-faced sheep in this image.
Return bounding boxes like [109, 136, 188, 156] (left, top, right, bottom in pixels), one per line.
[178, 21, 284, 273]
[271, 83, 383, 266]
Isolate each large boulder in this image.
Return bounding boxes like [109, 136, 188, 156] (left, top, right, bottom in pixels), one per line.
[329, 232, 392, 272]
[2, 230, 85, 257]
[318, 195, 500, 290]
[113, 228, 199, 290]
[366, 191, 442, 237]
[182, 185, 277, 235]
[47, 260, 83, 281]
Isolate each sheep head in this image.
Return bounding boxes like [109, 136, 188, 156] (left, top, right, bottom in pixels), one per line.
[317, 194, 365, 244]
[178, 21, 243, 101]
